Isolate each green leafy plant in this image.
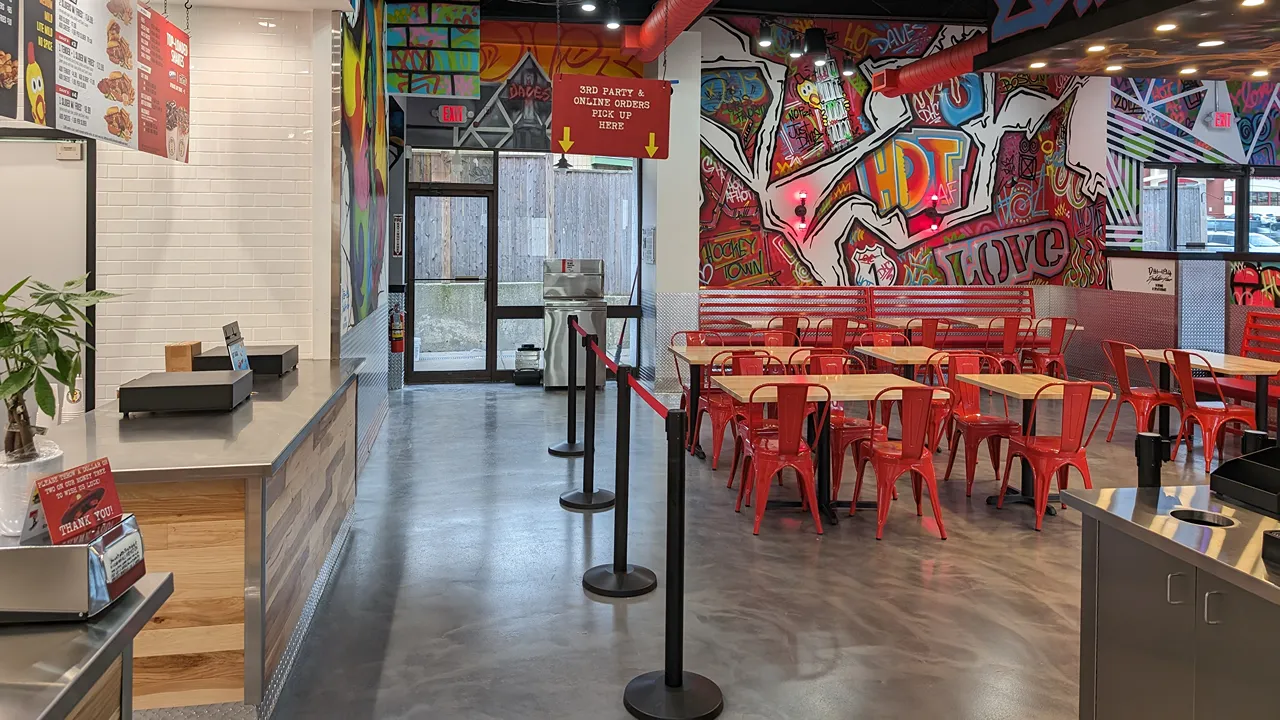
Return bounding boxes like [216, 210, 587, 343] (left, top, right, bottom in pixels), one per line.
[0, 276, 116, 461]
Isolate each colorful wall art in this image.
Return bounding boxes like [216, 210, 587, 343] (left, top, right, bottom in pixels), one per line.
[1107, 78, 1280, 246]
[697, 17, 1110, 287]
[450, 21, 643, 150]
[341, 0, 389, 332]
[386, 1, 480, 98]
[1231, 261, 1280, 307]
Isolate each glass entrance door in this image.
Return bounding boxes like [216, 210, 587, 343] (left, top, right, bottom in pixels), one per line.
[406, 189, 497, 381]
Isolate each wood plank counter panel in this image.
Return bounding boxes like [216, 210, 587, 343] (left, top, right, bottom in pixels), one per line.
[263, 383, 357, 685]
[121, 478, 247, 710]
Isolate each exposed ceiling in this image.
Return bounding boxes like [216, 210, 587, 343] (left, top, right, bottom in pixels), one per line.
[977, 0, 1280, 80]
[480, 0, 988, 25]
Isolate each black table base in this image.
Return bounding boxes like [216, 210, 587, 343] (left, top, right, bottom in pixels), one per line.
[559, 489, 616, 511]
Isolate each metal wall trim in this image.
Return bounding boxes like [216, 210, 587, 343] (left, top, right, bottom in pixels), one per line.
[243, 474, 266, 705]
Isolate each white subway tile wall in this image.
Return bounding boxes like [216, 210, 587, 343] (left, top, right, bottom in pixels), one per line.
[94, 8, 314, 400]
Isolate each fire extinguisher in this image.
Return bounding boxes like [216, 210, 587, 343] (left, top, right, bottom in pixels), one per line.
[390, 304, 405, 354]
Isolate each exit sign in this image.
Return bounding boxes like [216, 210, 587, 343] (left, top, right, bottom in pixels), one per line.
[1213, 111, 1233, 128]
[433, 104, 470, 125]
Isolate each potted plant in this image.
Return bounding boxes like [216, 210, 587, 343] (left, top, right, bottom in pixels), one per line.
[0, 276, 115, 536]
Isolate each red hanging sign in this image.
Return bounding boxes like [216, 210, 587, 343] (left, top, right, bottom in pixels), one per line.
[550, 74, 671, 160]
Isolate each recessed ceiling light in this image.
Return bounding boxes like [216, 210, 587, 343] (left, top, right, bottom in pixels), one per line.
[1243, 0, 1264, 6]
[258, 20, 276, 27]
[1106, 65, 1123, 72]
[1198, 39, 1225, 47]
[1254, 69, 1271, 77]
[1156, 23, 1178, 31]
[1087, 45, 1106, 52]
[1180, 67, 1198, 74]
[1030, 61, 1047, 69]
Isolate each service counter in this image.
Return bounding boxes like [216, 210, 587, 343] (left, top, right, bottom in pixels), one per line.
[43, 360, 359, 713]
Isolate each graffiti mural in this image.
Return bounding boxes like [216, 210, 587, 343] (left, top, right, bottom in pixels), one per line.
[697, 17, 1109, 287]
[1107, 78, 1280, 245]
[340, 0, 389, 332]
[1231, 262, 1280, 307]
[453, 21, 643, 150]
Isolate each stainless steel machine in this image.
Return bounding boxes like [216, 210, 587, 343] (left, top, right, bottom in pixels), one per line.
[544, 259, 606, 389]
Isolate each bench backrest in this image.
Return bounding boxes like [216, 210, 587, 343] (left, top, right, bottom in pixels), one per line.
[698, 287, 872, 343]
[869, 286, 1035, 319]
[1241, 310, 1280, 364]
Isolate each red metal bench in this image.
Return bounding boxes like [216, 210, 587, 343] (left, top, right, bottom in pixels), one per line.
[698, 287, 872, 344]
[1193, 310, 1280, 405]
[868, 287, 1036, 348]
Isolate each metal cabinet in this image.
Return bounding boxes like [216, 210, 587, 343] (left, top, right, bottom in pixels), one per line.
[1194, 572, 1280, 718]
[1092, 524, 1196, 720]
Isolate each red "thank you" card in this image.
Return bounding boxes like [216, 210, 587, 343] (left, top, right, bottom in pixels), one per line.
[35, 458, 124, 545]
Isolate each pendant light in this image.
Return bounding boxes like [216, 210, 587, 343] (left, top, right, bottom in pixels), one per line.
[841, 57, 854, 77]
[555, 154, 572, 170]
[756, 22, 772, 48]
[605, 1, 620, 30]
[803, 28, 827, 58]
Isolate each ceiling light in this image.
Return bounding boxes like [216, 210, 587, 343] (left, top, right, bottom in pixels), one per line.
[841, 57, 855, 77]
[1087, 45, 1106, 52]
[756, 24, 771, 47]
[581, 1, 596, 10]
[788, 46, 803, 59]
[1243, 0, 1265, 6]
[258, 20, 276, 27]
[555, 154, 571, 170]
[814, 57, 827, 67]
[803, 27, 828, 59]
[605, 1, 620, 29]
[1180, 67, 1198, 74]
[1105, 64, 1123, 72]
[1156, 23, 1178, 31]
[1030, 61, 1047, 69]
[1254, 69, 1271, 77]
[1198, 39, 1225, 47]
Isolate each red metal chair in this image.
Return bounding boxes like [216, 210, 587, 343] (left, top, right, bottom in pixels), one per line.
[695, 350, 768, 471]
[768, 316, 810, 342]
[735, 383, 829, 536]
[749, 330, 799, 347]
[1165, 349, 1257, 472]
[1101, 340, 1182, 442]
[671, 330, 724, 415]
[813, 317, 870, 349]
[1021, 317, 1078, 377]
[906, 318, 953, 384]
[850, 386, 954, 539]
[939, 353, 1021, 497]
[982, 317, 1031, 374]
[725, 353, 785, 489]
[997, 381, 1114, 530]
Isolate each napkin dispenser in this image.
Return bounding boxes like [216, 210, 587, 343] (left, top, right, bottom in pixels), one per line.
[0, 514, 146, 623]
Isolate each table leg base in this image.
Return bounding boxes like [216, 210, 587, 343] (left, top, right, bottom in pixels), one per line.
[623, 671, 724, 720]
[560, 489, 616, 511]
[765, 499, 880, 527]
[985, 490, 1059, 516]
[583, 564, 658, 598]
[549, 441, 585, 457]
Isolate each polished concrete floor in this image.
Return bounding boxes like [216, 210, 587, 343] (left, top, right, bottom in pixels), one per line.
[276, 384, 1214, 719]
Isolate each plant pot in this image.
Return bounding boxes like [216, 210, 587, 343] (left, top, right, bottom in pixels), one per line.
[0, 438, 64, 537]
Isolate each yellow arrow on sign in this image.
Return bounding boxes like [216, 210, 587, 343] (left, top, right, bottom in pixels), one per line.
[559, 127, 574, 152]
[645, 132, 659, 158]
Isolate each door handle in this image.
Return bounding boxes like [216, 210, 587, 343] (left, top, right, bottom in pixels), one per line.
[1204, 591, 1224, 625]
[1166, 572, 1187, 605]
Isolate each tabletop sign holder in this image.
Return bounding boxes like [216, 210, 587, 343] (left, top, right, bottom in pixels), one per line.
[0, 459, 146, 623]
[224, 321, 252, 372]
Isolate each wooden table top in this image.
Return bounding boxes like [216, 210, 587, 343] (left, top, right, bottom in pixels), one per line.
[853, 345, 943, 365]
[957, 373, 1113, 400]
[1124, 348, 1280, 376]
[712, 373, 929, 403]
[670, 345, 807, 365]
[728, 317, 774, 329]
[868, 316, 917, 329]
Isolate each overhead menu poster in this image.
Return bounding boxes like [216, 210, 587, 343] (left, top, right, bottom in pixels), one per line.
[19, 0, 189, 161]
[0, 0, 15, 118]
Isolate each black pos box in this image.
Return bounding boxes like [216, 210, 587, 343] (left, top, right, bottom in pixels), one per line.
[118, 370, 253, 416]
[192, 344, 299, 376]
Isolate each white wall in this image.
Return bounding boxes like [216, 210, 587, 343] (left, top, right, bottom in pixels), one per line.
[645, 30, 701, 295]
[93, 7, 317, 399]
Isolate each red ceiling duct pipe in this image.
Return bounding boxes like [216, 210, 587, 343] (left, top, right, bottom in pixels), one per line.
[621, 0, 717, 63]
[872, 35, 988, 97]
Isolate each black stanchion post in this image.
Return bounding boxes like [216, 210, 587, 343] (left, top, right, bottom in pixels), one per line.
[550, 314, 585, 457]
[623, 409, 723, 720]
[1242, 429, 1270, 455]
[584, 365, 657, 597]
[1136, 432, 1163, 488]
[561, 334, 615, 511]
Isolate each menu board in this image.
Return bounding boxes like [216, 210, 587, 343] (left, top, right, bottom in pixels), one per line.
[19, 0, 188, 161]
[0, 0, 15, 118]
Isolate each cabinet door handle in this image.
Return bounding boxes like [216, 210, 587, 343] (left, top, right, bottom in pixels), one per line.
[1204, 591, 1224, 625]
[1166, 573, 1186, 605]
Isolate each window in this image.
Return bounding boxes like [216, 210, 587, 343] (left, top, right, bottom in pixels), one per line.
[1250, 174, 1280, 252]
[410, 149, 494, 184]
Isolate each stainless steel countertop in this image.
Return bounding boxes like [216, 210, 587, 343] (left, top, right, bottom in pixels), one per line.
[44, 360, 358, 482]
[1064, 486, 1280, 606]
[0, 572, 172, 720]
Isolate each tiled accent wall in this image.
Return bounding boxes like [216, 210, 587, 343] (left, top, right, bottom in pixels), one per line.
[1036, 285, 1177, 383]
[388, 290, 405, 390]
[1178, 259, 1228, 353]
[93, 7, 315, 400]
[638, 287, 657, 385]
[341, 302, 390, 467]
[654, 292, 697, 395]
